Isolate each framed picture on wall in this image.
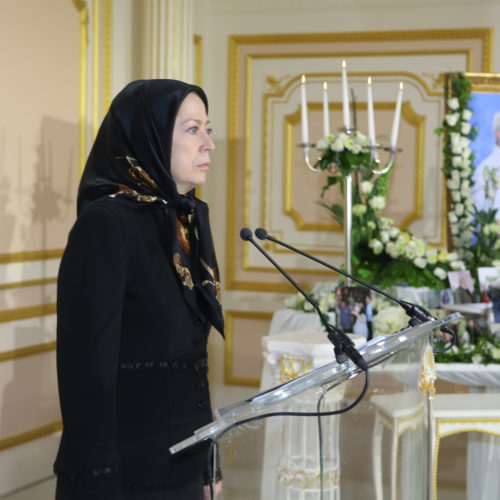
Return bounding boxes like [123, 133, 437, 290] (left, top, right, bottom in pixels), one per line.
[464, 74, 500, 215]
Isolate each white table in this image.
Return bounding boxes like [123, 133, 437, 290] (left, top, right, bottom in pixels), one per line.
[435, 362, 500, 500]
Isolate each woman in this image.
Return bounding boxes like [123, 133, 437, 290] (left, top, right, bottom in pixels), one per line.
[54, 80, 223, 499]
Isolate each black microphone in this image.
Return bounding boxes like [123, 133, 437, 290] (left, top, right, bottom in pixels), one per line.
[254, 227, 456, 344]
[240, 228, 368, 371]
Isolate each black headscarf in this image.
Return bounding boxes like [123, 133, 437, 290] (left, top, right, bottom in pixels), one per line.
[77, 79, 223, 335]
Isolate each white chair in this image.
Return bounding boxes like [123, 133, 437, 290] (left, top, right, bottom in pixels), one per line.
[370, 393, 426, 500]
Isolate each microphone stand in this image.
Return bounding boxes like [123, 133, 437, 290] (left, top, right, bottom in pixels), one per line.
[240, 228, 368, 370]
[254, 227, 457, 350]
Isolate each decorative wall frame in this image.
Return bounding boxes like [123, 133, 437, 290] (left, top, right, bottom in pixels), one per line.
[226, 29, 492, 292]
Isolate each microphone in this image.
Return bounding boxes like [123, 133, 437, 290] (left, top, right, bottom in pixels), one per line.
[254, 227, 456, 343]
[239, 228, 368, 370]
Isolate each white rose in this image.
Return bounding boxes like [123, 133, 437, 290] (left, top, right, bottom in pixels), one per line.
[427, 253, 438, 265]
[389, 227, 399, 239]
[450, 260, 464, 270]
[433, 267, 447, 280]
[352, 204, 367, 217]
[448, 211, 458, 224]
[385, 242, 399, 258]
[316, 138, 329, 150]
[369, 238, 384, 255]
[461, 167, 471, 178]
[361, 181, 374, 195]
[414, 257, 427, 269]
[318, 297, 330, 313]
[330, 137, 344, 152]
[455, 203, 464, 216]
[405, 247, 416, 260]
[492, 348, 500, 361]
[462, 148, 471, 159]
[472, 354, 483, 364]
[369, 196, 386, 210]
[461, 122, 471, 135]
[303, 301, 314, 312]
[451, 190, 461, 202]
[380, 231, 390, 243]
[343, 136, 354, 151]
[462, 109, 473, 121]
[450, 224, 459, 235]
[447, 97, 460, 110]
[445, 113, 460, 127]
[451, 155, 463, 167]
[351, 143, 362, 154]
[460, 136, 470, 149]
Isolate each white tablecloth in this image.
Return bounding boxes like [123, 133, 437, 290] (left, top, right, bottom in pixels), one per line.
[436, 362, 500, 387]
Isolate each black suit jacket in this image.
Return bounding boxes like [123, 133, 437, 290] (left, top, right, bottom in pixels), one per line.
[54, 197, 214, 498]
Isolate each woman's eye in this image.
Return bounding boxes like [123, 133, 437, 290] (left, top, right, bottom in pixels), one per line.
[188, 126, 198, 134]
[206, 128, 213, 136]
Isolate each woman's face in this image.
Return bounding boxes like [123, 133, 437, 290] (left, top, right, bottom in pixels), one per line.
[170, 92, 215, 194]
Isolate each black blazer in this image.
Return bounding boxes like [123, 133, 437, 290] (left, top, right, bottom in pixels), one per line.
[54, 197, 213, 498]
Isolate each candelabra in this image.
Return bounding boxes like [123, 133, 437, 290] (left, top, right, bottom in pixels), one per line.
[301, 136, 402, 281]
[298, 62, 404, 281]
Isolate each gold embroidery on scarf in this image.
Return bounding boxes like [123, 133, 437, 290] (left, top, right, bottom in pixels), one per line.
[115, 155, 159, 190]
[176, 216, 191, 254]
[109, 185, 167, 204]
[200, 257, 222, 304]
[173, 253, 194, 290]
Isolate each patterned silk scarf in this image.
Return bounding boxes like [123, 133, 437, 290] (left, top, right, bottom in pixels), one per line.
[76, 80, 224, 335]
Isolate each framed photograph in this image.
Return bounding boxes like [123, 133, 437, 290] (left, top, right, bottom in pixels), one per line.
[461, 74, 500, 215]
[447, 270, 475, 304]
[335, 286, 371, 339]
[477, 266, 500, 322]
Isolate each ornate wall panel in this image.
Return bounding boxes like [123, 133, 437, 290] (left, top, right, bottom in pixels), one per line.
[225, 310, 273, 386]
[226, 29, 492, 291]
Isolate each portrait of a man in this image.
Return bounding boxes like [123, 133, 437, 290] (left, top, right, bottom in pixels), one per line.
[470, 93, 500, 214]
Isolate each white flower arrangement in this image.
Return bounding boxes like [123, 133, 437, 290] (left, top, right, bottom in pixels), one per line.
[437, 73, 500, 275]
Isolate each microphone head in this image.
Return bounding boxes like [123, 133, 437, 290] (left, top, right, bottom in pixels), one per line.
[240, 227, 253, 241]
[255, 227, 268, 240]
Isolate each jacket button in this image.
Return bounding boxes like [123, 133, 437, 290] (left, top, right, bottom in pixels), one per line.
[197, 380, 206, 390]
[193, 315, 202, 324]
[197, 401, 208, 409]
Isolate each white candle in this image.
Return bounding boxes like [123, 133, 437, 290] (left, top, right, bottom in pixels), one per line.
[323, 81, 330, 138]
[390, 82, 404, 149]
[300, 74, 309, 145]
[341, 60, 351, 130]
[367, 77, 375, 145]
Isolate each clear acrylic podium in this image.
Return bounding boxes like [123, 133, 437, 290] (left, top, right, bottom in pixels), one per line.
[171, 314, 460, 500]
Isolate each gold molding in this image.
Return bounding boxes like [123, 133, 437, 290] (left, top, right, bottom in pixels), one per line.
[230, 30, 491, 72]
[226, 29, 491, 291]
[0, 249, 63, 264]
[463, 72, 500, 92]
[224, 310, 273, 387]
[92, 0, 100, 139]
[0, 303, 56, 324]
[433, 418, 500, 500]
[0, 341, 57, 363]
[0, 421, 62, 452]
[0, 278, 58, 291]
[194, 35, 202, 87]
[225, 36, 240, 290]
[103, 0, 113, 110]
